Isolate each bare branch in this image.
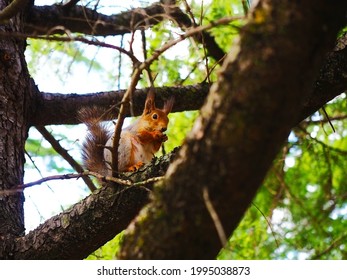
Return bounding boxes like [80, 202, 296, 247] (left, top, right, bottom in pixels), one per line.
[0, 150, 177, 259]
[111, 68, 143, 176]
[30, 84, 210, 127]
[0, 30, 140, 65]
[163, 0, 227, 63]
[1, 169, 164, 197]
[5, 184, 150, 259]
[25, 3, 166, 36]
[35, 126, 97, 192]
[297, 46, 347, 123]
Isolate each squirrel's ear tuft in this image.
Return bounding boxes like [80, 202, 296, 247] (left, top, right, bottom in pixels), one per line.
[144, 88, 155, 114]
[163, 96, 174, 115]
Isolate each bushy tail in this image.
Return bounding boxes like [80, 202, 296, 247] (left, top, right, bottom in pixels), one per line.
[78, 107, 112, 176]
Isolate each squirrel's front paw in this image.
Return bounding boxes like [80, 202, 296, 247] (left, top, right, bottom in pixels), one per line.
[127, 161, 144, 172]
[152, 131, 168, 142]
[161, 134, 168, 142]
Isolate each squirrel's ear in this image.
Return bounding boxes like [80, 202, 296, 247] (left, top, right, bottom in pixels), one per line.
[144, 89, 155, 114]
[163, 96, 174, 115]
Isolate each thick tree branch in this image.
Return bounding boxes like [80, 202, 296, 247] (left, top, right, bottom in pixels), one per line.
[6, 186, 149, 259]
[24, 3, 166, 36]
[29, 84, 210, 126]
[0, 150, 177, 259]
[298, 45, 347, 123]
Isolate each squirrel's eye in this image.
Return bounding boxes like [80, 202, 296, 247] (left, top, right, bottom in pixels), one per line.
[152, 113, 158, 120]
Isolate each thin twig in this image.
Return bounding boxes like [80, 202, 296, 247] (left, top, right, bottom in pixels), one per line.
[311, 233, 347, 259]
[252, 202, 280, 248]
[202, 186, 227, 246]
[111, 68, 142, 177]
[4, 173, 85, 195]
[133, 176, 164, 187]
[183, 0, 198, 27]
[321, 106, 336, 133]
[87, 171, 132, 186]
[0, 30, 140, 66]
[25, 150, 58, 196]
[1, 171, 164, 197]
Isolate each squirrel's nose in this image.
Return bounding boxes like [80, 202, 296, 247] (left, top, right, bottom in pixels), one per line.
[160, 127, 167, 133]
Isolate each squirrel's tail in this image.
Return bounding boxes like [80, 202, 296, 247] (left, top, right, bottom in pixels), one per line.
[78, 107, 112, 176]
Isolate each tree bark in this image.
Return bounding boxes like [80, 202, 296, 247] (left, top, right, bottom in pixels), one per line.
[25, 3, 165, 36]
[29, 84, 210, 125]
[0, 150, 176, 259]
[0, 1, 32, 238]
[118, 0, 347, 259]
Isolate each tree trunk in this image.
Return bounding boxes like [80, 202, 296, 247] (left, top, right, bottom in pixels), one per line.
[118, 0, 347, 259]
[0, 2, 31, 239]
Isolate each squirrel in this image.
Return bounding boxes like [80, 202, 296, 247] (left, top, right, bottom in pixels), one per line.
[79, 90, 174, 177]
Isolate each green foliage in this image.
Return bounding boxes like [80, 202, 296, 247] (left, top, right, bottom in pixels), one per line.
[220, 94, 347, 260]
[165, 111, 199, 152]
[145, 21, 218, 86]
[86, 232, 124, 260]
[201, 0, 246, 52]
[25, 126, 80, 173]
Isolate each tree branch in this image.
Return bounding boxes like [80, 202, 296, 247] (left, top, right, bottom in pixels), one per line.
[29, 84, 210, 126]
[35, 125, 97, 192]
[24, 1, 227, 64]
[0, 150, 177, 259]
[298, 45, 347, 124]
[161, 0, 227, 63]
[24, 3, 166, 36]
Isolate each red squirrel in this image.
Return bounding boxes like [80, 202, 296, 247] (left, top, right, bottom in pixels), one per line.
[79, 91, 174, 176]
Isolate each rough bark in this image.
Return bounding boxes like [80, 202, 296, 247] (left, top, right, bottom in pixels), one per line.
[0, 1, 32, 238]
[29, 84, 210, 126]
[118, 0, 347, 259]
[0, 150, 176, 259]
[25, 3, 165, 36]
[298, 44, 347, 123]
